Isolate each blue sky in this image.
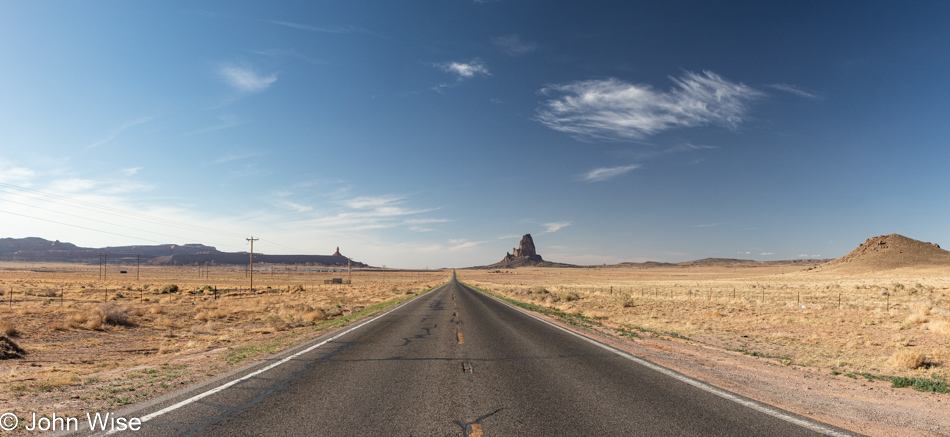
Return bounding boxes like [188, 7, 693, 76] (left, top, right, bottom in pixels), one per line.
[1, 1, 949, 268]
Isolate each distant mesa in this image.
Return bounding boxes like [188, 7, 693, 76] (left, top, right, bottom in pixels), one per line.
[814, 233, 950, 272]
[0, 237, 368, 267]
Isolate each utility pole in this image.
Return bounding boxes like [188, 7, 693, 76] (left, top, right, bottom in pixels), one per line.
[247, 237, 258, 292]
[103, 253, 107, 280]
[348, 257, 351, 284]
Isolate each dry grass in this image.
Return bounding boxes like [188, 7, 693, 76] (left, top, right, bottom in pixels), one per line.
[887, 349, 925, 369]
[0, 320, 16, 336]
[929, 320, 950, 335]
[460, 265, 950, 381]
[0, 262, 444, 417]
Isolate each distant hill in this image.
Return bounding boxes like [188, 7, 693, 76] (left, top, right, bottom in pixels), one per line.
[812, 234, 950, 272]
[0, 237, 368, 267]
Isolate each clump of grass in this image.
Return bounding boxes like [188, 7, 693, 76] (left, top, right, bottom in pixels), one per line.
[0, 320, 17, 337]
[160, 284, 179, 294]
[905, 312, 929, 326]
[928, 320, 950, 335]
[887, 349, 925, 369]
[301, 309, 326, 322]
[266, 315, 290, 332]
[98, 303, 134, 326]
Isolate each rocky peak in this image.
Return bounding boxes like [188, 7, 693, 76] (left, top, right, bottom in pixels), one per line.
[505, 234, 542, 262]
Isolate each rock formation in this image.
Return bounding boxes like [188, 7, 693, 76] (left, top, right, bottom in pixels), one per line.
[504, 234, 543, 262]
[814, 233, 950, 272]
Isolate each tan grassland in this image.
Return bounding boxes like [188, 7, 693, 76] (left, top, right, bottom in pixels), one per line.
[459, 264, 950, 436]
[0, 262, 444, 434]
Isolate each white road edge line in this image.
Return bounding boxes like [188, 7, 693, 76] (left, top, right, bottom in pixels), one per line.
[471, 285, 855, 437]
[98, 283, 447, 436]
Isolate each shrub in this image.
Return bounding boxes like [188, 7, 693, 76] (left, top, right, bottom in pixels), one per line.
[96, 303, 133, 326]
[302, 310, 326, 322]
[928, 320, 950, 335]
[0, 320, 16, 337]
[887, 349, 925, 369]
[160, 284, 179, 294]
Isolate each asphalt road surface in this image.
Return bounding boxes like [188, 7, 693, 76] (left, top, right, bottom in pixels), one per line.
[91, 277, 858, 436]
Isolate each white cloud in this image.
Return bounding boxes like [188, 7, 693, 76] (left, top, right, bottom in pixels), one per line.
[436, 60, 490, 80]
[493, 35, 536, 56]
[798, 253, 822, 258]
[448, 239, 484, 251]
[536, 71, 763, 141]
[342, 195, 406, 210]
[759, 252, 775, 256]
[0, 162, 35, 183]
[541, 221, 571, 234]
[583, 164, 641, 182]
[121, 167, 141, 176]
[767, 84, 821, 100]
[48, 178, 97, 193]
[218, 64, 277, 93]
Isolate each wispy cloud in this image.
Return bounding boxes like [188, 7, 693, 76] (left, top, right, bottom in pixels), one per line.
[798, 253, 822, 258]
[492, 34, 536, 56]
[87, 116, 154, 150]
[694, 223, 718, 228]
[121, 167, 141, 176]
[436, 59, 490, 80]
[759, 252, 775, 256]
[448, 239, 484, 251]
[48, 178, 98, 193]
[582, 164, 641, 182]
[536, 71, 763, 141]
[218, 64, 277, 93]
[541, 221, 571, 234]
[271, 20, 364, 34]
[185, 115, 240, 136]
[767, 83, 822, 100]
[215, 150, 269, 164]
[342, 195, 406, 210]
[250, 48, 326, 66]
[0, 161, 35, 184]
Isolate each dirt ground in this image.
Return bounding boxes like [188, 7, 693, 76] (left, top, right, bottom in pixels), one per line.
[0, 262, 444, 435]
[459, 265, 950, 437]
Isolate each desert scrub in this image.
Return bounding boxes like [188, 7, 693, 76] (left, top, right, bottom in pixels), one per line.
[887, 349, 925, 369]
[0, 320, 17, 336]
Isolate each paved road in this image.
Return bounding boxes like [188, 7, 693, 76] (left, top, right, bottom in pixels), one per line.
[95, 277, 857, 436]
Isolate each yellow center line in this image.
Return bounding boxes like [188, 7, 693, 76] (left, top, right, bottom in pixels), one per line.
[470, 423, 483, 437]
[457, 332, 464, 344]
